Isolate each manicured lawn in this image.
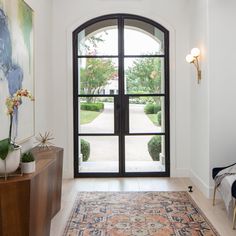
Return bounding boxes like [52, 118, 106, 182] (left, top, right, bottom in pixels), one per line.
[80, 110, 102, 124]
[147, 114, 158, 126]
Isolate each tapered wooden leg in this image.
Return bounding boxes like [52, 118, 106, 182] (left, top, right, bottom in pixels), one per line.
[233, 202, 236, 230]
[213, 184, 217, 206]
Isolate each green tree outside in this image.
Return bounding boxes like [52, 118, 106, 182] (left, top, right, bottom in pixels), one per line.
[126, 57, 162, 95]
[80, 58, 116, 102]
[126, 57, 163, 127]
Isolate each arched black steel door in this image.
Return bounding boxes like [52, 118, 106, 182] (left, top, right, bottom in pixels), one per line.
[73, 14, 170, 177]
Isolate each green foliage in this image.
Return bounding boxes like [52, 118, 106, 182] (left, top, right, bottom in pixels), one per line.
[148, 136, 162, 161]
[126, 57, 162, 94]
[129, 96, 155, 104]
[147, 114, 158, 126]
[80, 110, 101, 125]
[80, 35, 104, 54]
[100, 97, 114, 103]
[80, 58, 116, 99]
[80, 102, 104, 112]
[0, 138, 11, 161]
[157, 111, 162, 126]
[21, 151, 35, 163]
[81, 139, 90, 162]
[144, 103, 161, 114]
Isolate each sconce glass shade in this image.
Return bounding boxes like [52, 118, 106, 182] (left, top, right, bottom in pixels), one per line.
[186, 54, 194, 63]
[191, 48, 200, 57]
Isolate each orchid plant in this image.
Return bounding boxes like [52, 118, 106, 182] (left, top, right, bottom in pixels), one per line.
[0, 89, 34, 161]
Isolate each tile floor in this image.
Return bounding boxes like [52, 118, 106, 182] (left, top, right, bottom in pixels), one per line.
[50, 177, 235, 236]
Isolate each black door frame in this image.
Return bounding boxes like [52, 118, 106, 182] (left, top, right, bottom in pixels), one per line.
[73, 14, 170, 178]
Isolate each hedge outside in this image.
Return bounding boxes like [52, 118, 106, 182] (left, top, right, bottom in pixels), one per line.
[144, 103, 161, 114]
[80, 102, 104, 112]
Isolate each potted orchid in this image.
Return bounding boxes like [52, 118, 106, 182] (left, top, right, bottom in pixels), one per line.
[0, 89, 34, 175]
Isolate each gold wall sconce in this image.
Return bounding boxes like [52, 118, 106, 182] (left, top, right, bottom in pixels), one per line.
[186, 48, 201, 84]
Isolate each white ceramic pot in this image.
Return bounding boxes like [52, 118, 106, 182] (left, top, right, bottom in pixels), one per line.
[21, 161, 35, 174]
[0, 145, 21, 174]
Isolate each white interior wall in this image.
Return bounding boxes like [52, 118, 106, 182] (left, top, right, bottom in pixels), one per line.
[22, 0, 53, 151]
[6, 0, 235, 195]
[19, 0, 236, 196]
[51, 0, 192, 178]
[208, 0, 236, 184]
[189, 0, 236, 197]
[189, 0, 210, 197]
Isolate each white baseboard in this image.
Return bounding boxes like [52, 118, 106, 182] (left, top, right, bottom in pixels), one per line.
[171, 168, 190, 177]
[63, 169, 73, 179]
[190, 169, 211, 198]
[63, 168, 190, 179]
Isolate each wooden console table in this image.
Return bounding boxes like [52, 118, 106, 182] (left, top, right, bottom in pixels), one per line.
[0, 146, 63, 236]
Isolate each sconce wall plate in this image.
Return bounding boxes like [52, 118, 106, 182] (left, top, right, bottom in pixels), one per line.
[186, 48, 202, 84]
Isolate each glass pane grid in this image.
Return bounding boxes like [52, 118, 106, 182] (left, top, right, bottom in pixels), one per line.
[77, 19, 118, 56]
[78, 97, 115, 134]
[78, 136, 119, 173]
[124, 19, 165, 56]
[78, 57, 119, 96]
[125, 135, 166, 173]
[125, 57, 165, 94]
[128, 96, 165, 134]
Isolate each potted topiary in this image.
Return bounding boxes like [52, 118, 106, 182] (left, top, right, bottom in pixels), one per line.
[0, 89, 34, 177]
[147, 135, 162, 161]
[81, 139, 90, 161]
[21, 152, 35, 174]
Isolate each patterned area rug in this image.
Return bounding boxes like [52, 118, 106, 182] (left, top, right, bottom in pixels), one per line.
[63, 191, 219, 236]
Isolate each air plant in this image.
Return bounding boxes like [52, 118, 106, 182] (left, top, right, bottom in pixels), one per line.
[35, 131, 54, 149]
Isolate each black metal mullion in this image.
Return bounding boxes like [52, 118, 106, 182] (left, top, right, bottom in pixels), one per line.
[78, 94, 166, 97]
[126, 93, 165, 97]
[78, 94, 117, 97]
[164, 30, 170, 176]
[114, 96, 120, 134]
[124, 54, 165, 58]
[77, 55, 165, 59]
[118, 16, 125, 175]
[124, 96, 129, 134]
[78, 133, 118, 136]
[78, 133, 166, 136]
[76, 172, 169, 178]
[126, 133, 166, 136]
[73, 32, 79, 178]
[77, 55, 118, 58]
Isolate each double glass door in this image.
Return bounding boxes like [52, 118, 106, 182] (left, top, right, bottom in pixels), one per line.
[73, 14, 169, 177]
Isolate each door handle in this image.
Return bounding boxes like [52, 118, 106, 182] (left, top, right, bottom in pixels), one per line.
[124, 96, 129, 134]
[114, 97, 120, 134]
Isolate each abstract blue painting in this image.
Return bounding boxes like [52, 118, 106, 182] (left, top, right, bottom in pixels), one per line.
[0, 0, 34, 143]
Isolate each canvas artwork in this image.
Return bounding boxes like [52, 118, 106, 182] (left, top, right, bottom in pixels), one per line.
[0, 0, 34, 143]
